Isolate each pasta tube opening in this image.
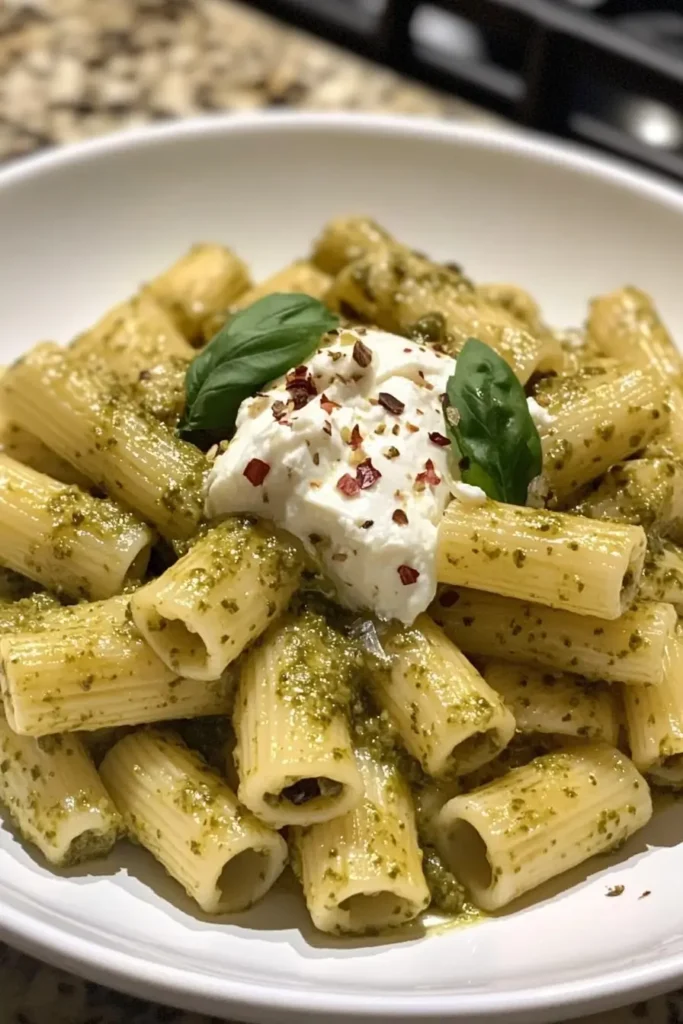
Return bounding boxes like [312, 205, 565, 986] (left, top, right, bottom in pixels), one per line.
[437, 743, 652, 911]
[234, 610, 363, 827]
[131, 517, 304, 681]
[100, 729, 287, 914]
[374, 615, 514, 778]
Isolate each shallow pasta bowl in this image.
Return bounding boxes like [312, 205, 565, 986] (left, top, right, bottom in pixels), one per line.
[2, 112, 683, 1024]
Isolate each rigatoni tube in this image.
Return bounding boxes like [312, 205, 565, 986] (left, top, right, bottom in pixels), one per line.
[131, 517, 302, 681]
[70, 293, 194, 381]
[374, 614, 514, 777]
[231, 261, 332, 311]
[437, 743, 651, 910]
[0, 453, 153, 600]
[0, 595, 233, 735]
[483, 660, 619, 744]
[234, 611, 363, 827]
[100, 729, 287, 913]
[431, 587, 675, 686]
[0, 721, 121, 866]
[623, 628, 683, 787]
[328, 249, 562, 384]
[311, 215, 395, 275]
[437, 499, 646, 620]
[588, 286, 682, 384]
[575, 459, 683, 545]
[291, 743, 430, 934]
[0, 343, 206, 540]
[146, 243, 251, 344]
[533, 364, 668, 502]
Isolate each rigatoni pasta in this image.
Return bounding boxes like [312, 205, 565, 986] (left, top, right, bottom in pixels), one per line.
[436, 743, 651, 910]
[431, 587, 675, 685]
[146, 243, 252, 344]
[0, 343, 206, 540]
[0, 595, 233, 736]
[483, 660, 619, 744]
[0, 718, 121, 866]
[437, 498, 646, 619]
[0, 453, 153, 600]
[130, 517, 303, 681]
[533, 363, 669, 502]
[70, 293, 194, 381]
[101, 729, 287, 913]
[372, 614, 515, 777]
[291, 740, 430, 934]
[623, 627, 683, 787]
[234, 611, 363, 826]
[328, 248, 562, 383]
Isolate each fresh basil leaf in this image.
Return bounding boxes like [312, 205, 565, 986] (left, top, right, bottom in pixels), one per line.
[178, 293, 339, 448]
[444, 337, 542, 505]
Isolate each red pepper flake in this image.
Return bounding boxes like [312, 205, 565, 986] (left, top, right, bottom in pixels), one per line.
[286, 366, 317, 410]
[378, 392, 405, 415]
[337, 473, 360, 497]
[349, 424, 364, 449]
[352, 339, 372, 368]
[403, 347, 413, 353]
[429, 431, 451, 447]
[361, 520, 374, 529]
[243, 459, 270, 486]
[398, 565, 420, 586]
[406, 423, 419, 433]
[392, 509, 409, 526]
[356, 458, 382, 490]
[416, 459, 441, 487]
[322, 420, 332, 436]
[320, 393, 341, 416]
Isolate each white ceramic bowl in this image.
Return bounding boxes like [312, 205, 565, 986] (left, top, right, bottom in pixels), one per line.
[1, 113, 683, 1024]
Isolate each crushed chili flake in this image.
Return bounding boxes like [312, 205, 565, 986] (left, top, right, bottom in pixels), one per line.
[286, 366, 317, 410]
[392, 509, 409, 526]
[378, 392, 405, 415]
[429, 432, 451, 447]
[398, 564, 420, 585]
[416, 459, 441, 487]
[320, 394, 341, 415]
[349, 424, 364, 449]
[403, 347, 413, 353]
[243, 459, 270, 486]
[356, 458, 382, 490]
[323, 420, 332, 436]
[406, 422, 419, 433]
[352, 339, 372, 368]
[361, 520, 374, 529]
[337, 473, 360, 497]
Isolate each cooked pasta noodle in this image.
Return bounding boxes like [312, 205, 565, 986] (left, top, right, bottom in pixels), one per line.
[436, 743, 651, 910]
[101, 729, 287, 913]
[431, 588, 675, 685]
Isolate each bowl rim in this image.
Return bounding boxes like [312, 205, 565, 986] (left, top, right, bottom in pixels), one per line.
[1, 110, 683, 1021]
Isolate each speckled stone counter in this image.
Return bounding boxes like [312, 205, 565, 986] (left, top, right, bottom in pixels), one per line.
[0, 3, 680, 1023]
[0, 0, 494, 164]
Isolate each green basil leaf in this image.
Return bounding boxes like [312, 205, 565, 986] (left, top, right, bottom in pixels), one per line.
[444, 337, 542, 505]
[177, 293, 339, 448]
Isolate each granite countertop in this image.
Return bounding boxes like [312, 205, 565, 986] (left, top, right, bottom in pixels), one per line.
[0, 2, 680, 1023]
